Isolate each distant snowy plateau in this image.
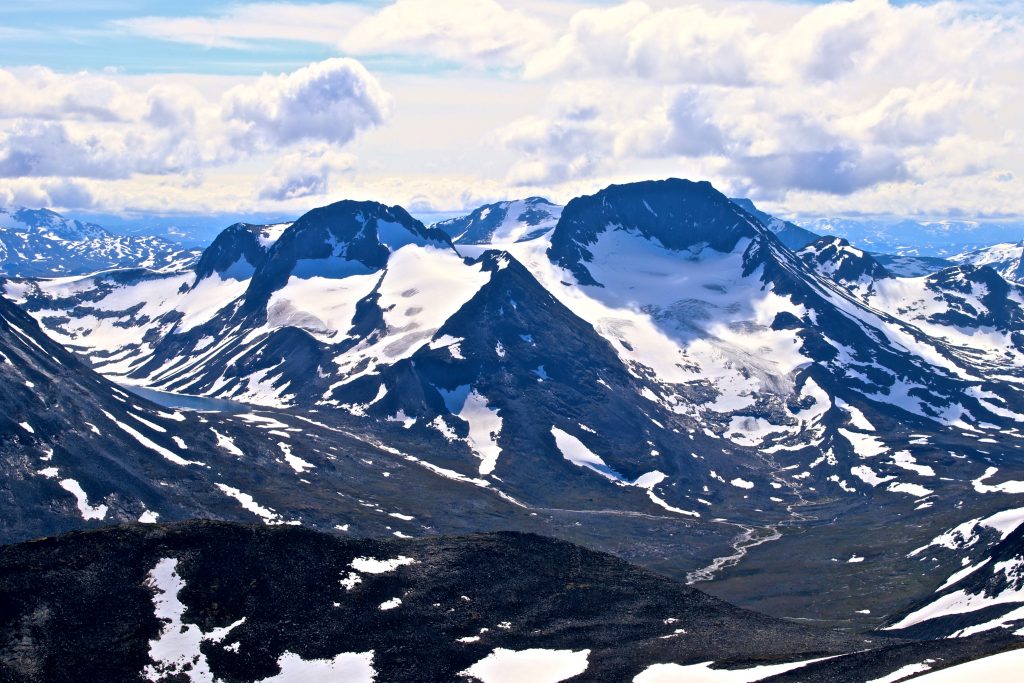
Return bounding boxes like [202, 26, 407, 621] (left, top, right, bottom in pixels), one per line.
[3, 179, 1024, 681]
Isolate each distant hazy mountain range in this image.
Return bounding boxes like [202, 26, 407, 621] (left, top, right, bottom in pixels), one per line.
[0, 206, 200, 277]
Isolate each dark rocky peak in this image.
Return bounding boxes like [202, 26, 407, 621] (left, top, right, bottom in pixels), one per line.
[797, 235, 893, 285]
[243, 200, 453, 311]
[192, 223, 271, 283]
[929, 263, 1013, 294]
[548, 179, 763, 285]
[925, 264, 1024, 330]
[279, 200, 450, 263]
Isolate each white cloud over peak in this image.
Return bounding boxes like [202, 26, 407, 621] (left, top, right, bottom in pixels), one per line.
[258, 145, 357, 200]
[524, 2, 758, 84]
[0, 178, 96, 211]
[0, 67, 144, 122]
[122, 0, 555, 69]
[223, 58, 391, 149]
[502, 0, 1024, 203]
[500, 84, 618, 185]
[341, 0, 554, 68]
[2, 0, 1022, 219]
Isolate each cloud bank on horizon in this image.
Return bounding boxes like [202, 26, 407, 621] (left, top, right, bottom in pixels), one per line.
[0, 0, 1021, 221]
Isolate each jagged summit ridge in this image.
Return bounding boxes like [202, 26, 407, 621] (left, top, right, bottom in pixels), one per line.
[192, 222, 277, 282]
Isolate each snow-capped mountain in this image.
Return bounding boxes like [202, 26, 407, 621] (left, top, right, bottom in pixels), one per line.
[796, 237, 1024, 361]
[0, 206, 107, 241]
[0, 268, 562, 547]
[434, 197, 562, 245]
[0, 206, 200, 277]
[191, 221, 292, 281]
[14, 180, 1024, 507]
[8, 178, 1024, 629]
[8, 198, 770, 520]
[796, 235, 894, 294]
[952, 241, 1024, 284]
[524, 180, 1024, 442]
[2, 520, 1020, 683]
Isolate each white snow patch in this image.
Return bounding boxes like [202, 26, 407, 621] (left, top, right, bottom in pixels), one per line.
[59, 479, 108, 520]
[443, 387, 503, 475]
[633, 656, 833, 682]
[351, 556, 417, 574]
[142, 557, 371, 683]
[836, 399, 875, 431]
[211, 429, 243, 456]
[102, 409, 201, 466]
[839, 429, 888, 458]
[388, 512, 414, 521]
[215, 483, 282, 524]
[278, 441, 314, 473]
[911, 506, 1024, 557]
[461, 648, 590, 683]
[887, 482, 933, 498]
[972, 467, 1024, 494]
[851, 465, 895, 487]
[551, 427, 621, 482]
[905, 649, 1024, 681]
[257, 651, 376, 683]
[142, 558, 214, 682]
[891, 450, 935, 477]
[865, 661, 933, 683]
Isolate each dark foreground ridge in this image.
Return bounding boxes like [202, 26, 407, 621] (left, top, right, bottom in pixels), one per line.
[0, 521, 1019, 683]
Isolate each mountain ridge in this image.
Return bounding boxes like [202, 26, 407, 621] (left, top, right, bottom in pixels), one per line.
[6, 177, 1024, 631]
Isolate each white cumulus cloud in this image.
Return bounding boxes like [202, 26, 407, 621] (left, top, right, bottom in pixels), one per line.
[341, 0, 554, 68]
[0, 59, 390, 188]
[223, 58, 391, 150]
[259, 145, 357, 200]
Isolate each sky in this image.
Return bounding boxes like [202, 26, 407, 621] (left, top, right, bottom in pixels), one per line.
[0, 0, 1022, 222]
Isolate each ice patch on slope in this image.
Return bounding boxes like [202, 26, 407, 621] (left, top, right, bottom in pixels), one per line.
[461, 647, 589, 683]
